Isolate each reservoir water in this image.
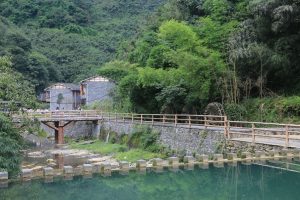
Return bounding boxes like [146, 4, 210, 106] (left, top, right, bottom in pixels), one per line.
[1, 161, 300, 200]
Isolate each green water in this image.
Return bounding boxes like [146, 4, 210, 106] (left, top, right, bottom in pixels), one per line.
[1, 163, 300, 200]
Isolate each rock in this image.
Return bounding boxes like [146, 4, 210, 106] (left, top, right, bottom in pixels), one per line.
[43, 167, 54, 176]
[31, 166, 43, 171]
[137, 160, 147, 168]
[27, 151, 46, 158]
[226, 153, 237, 160]
[153, 158, 163, 166]
[184, 156, 195, 163]
[196, 154, 208, 162]
[47, 159, 55, 163]
[119, 161, 129, 171]
[83, 164, 93, 173]
[87, 156, 112, 163]
[0, 172, 8, 180]
[214, 154, 224, 162]
[64, 166, 74, 174]
[21, 169, 33, 179]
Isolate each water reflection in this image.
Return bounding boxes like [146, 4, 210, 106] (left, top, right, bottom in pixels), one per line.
[2, 161, 300, 200]
[54, 154, 64, 169]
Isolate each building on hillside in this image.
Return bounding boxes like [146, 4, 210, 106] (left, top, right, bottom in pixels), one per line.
[44, 83, 81, 111]
[80, 76, 115, 106]
[38, 91, 50, 103]
[0, 100, 21, 113]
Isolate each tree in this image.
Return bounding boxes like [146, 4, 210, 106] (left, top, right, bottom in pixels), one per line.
[0, 56, 37, 111]
[146, 45, 178, 69]
[158, 20, 199, 51]
[0, 113, 23, 177]
[248, 43, 273, 98]
[156, 84, 187, 113]
[57, 93, 64, 110]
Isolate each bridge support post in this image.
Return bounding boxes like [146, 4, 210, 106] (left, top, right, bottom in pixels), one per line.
[54, 121, 65, 145]
[224, 116, 229, 139]
[251, 123, 255, 145]
[285, 125, 289, 148]
[42, 121, 72, 145]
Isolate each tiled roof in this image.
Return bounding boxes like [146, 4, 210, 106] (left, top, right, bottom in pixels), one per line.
[44, 83, 80, 91]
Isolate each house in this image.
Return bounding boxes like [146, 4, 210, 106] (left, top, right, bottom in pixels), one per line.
[44, 83, 81, 110]
[0, 100, 21, 113]
[80, 76, 115, 106]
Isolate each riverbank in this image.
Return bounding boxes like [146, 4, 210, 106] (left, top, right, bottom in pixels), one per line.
[69, 140, 164, 162]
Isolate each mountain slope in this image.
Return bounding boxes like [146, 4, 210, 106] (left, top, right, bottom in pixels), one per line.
[0, 0, 165, 89]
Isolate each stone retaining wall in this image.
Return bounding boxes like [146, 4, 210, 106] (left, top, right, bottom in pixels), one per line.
[40, 120, 281, 154]
[100, 121, 225, 154]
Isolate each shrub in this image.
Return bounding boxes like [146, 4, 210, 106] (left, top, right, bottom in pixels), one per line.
[224, 103, 247, 121]
[127, 125, 161, 152]
[0, 114, 23, 177]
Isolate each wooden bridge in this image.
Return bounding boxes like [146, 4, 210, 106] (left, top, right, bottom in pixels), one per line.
[17, 110, 300, 148]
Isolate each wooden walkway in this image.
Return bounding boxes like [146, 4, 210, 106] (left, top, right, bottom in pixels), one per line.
[17, 110, 300, 148]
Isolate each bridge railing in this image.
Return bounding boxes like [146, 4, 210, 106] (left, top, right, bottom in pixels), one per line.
[24, 110, 226, 128]
[93, 112, 226, 128]
[227, 120, 300, 148]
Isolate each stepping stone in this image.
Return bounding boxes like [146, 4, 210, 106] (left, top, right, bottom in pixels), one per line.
[196, 154, 208, 162]
[43, 167, 54, 176]
[0, 172, 8, 181]
[64, 166, 74, 174]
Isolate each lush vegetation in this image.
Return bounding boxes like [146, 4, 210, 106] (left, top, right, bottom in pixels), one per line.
[96, 0, 300, 121]
[0, 0, 164, 92]
[70, 141, 163, 162]
[0, 113, 23, 177]
[226, 96, 300, 123]
[1, 0, 299, 121]
[0, 56, 37, 110]
[69, 125, 168, 162]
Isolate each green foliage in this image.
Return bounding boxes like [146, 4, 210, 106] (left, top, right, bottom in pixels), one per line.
[108, 18, 226, 113]
[69, 139, 163, 162]
[0, 113, 23, 177]
[227, 0, 300, 98]
[0, 0, 165, 86]
[111, 0, 300, 117]
[235, 96, 300, 123]
[156, 84, 187, 113]
[0, 17, 58, 92]
[0, 56, 37, 110]
[224, 103, 247, 121]
[146, 45, 177, 69]
[127, 126, 162, 153]
[57, 93, 64, 109]
[196, 17, 238, 51]
[202, 0, 232, 22]
[158, 20, 199, 51]
[115, 149, 163, 162]
[97, 61, 137, 82]
[1, 0, 299, 122]
[70, 141, 128, 155]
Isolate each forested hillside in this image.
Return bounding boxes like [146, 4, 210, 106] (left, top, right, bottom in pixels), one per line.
[98, 0, 300, 121]
[0, 0, 164, 92]
[0, 0, 299, 122]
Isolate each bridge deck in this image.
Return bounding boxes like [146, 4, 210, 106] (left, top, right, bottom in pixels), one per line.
[231, 137, 300, 148]
[38, 116, 103, 122]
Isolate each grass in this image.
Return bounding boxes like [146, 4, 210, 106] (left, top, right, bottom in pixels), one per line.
[69, 141, 127, 154]
[115, 149, 163, 162]
[69, 140, 163, 162]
